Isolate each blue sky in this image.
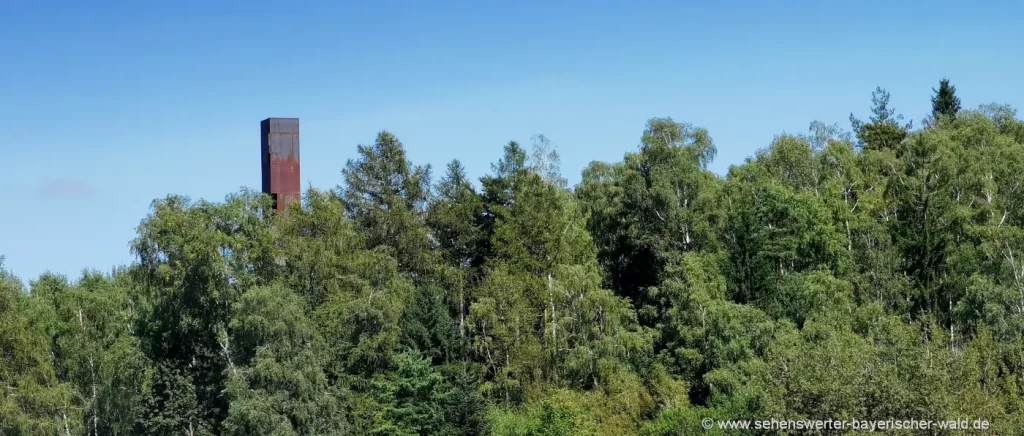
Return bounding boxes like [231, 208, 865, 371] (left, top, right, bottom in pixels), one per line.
[1, 0, 1022, 282]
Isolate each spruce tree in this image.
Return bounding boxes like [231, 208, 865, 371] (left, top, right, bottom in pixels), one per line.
[337, 131, 434, 276]
[931, 78, 962, 119]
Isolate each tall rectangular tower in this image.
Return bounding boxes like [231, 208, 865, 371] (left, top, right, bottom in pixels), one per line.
[261, 118, 301, 213]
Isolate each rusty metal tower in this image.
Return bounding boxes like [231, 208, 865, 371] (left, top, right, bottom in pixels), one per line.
[261, 118, 301, 213]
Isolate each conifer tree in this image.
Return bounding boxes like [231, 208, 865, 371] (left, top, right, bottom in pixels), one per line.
[931, 78, 962, 119]
[849, 86, 912, 151]
[338, 131, 434, 276]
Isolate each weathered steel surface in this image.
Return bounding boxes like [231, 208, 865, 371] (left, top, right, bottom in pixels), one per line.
[261, 118, 301, 213]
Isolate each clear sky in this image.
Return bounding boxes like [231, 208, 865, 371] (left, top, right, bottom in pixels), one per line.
[1, 0, 1022, 283]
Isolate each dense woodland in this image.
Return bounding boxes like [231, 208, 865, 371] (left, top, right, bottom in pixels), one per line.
[3, 80, 1024, 435]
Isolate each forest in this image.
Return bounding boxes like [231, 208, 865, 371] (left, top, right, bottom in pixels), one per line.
[2, 80, 1024, 435]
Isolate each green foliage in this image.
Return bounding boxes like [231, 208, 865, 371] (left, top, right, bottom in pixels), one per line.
[850, 86, 912, 151]
[136, 363, 211, 436]
[932, 78, 962, 120]
[4, 84, 1024, 434]
[577, 118, 721, 323]
[337, 133, 463, 366]
[427, 160, 487, 344]
[223, 284, 343, 435]
[129, 189, 279, 434]
[0, 262, 80, 436]
[31, 271, 149, 436]
[368, 351, 453, 435]
[428, 160, 486, 270]
[338, 130, 433, 276]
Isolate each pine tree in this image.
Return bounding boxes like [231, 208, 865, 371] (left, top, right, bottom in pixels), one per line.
[849, 86, 912, 151]
[931, 78, 962, 119]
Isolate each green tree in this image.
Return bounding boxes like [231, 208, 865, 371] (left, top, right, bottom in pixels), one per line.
[5, 88, 1024, 435]
[31, 271, 148, 436]
[130, 190, 279, 434]
[277, 189, 413, 378]
[337, 132, 462, 365]
[0, 260, 80, 435]
[369, 351, 454, 436]
[337, 130, 434, 276]
[136, 363, 210, 436]
[426, 160, 487, 343]
[577, 118, 721, 321]
[478, 141, 530, 263]
[222, 284, 344, 435]
[932, 78, 962, 120]
[850, 86, 913, 151]
[428, 160, 487, 271]
[472, 145, 652, 407]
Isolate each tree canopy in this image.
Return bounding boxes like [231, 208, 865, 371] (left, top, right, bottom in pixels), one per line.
[932, 78, 963, 120]
[3, 83, 1024, 434]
